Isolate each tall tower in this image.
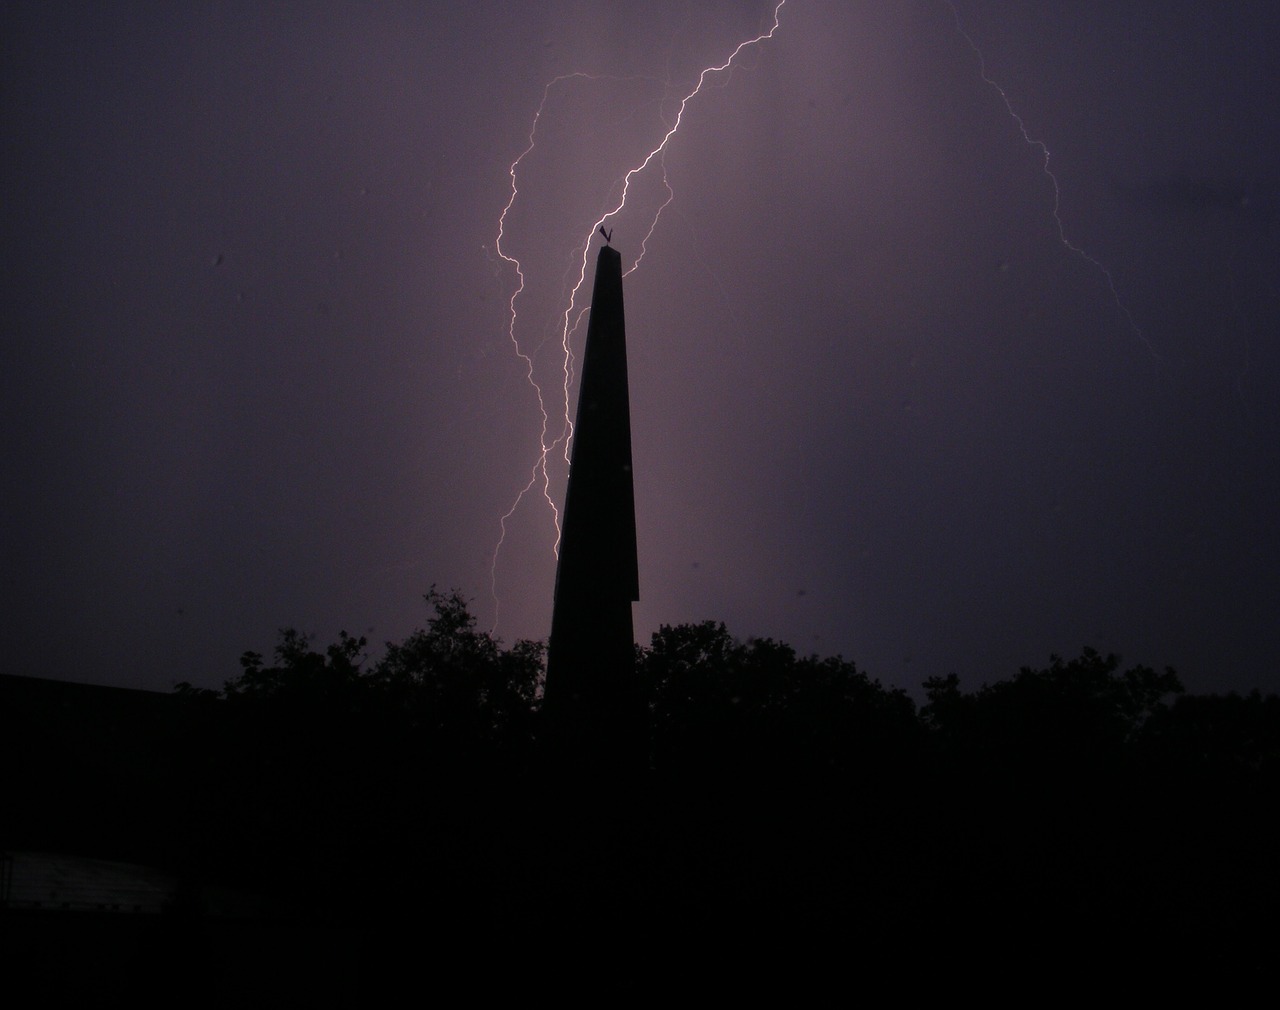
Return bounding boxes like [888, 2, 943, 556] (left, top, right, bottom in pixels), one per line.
[544, 243, 640, 743]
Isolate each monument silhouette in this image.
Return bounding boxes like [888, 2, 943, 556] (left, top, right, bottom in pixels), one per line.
[543, 242, 641, 751]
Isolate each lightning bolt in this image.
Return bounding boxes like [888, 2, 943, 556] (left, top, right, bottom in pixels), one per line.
[488, 79, 558, 634]
[944, 1, 1160, 362]
[489, 3, 787, 633]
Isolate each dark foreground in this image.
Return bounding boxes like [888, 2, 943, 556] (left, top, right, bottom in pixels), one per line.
[4, 611, 1277, 994]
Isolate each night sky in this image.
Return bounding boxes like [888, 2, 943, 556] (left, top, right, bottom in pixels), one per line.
[4, 2, 1278, 698]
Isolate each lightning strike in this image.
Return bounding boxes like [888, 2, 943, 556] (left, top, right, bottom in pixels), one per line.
[489, 3, 787, 632]
[944, 2, 1160, 362]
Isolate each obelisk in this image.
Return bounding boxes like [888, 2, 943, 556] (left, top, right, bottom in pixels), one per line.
[544, 242, 640, 746]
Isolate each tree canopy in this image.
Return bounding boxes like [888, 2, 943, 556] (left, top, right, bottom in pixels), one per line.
[11, 589, 1280, 982]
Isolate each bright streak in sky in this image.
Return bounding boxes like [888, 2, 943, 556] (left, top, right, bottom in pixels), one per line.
[942, 1, 1156, 362]
[489, 2, 787, 630]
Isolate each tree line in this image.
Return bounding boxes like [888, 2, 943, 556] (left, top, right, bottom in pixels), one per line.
[9, 588, 1277, 977]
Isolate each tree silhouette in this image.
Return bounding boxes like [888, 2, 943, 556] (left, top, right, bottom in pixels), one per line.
[921, 647, 1183, 769]
[643, 620, 917, 781]
[374, 587, 542, 749]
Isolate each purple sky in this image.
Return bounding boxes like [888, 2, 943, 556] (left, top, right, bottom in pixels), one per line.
[4, 2, 1278, 697]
